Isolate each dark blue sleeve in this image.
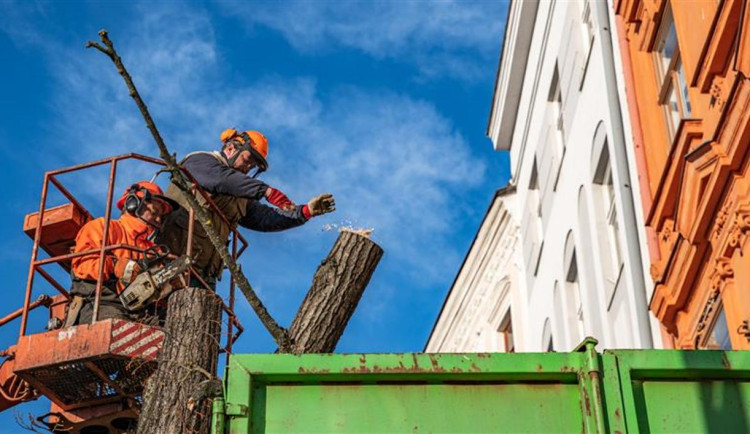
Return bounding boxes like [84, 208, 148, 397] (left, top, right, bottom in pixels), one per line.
[239, 200, 309, 232]
[182, 153, 268, 200]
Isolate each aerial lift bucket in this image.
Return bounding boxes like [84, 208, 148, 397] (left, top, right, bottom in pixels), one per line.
[0, 154, 245, 432]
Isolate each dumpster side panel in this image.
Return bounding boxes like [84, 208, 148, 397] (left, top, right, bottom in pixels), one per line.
[224, 352, 591, 433]
[218, 349, 750, 433]
[261, 383, 583, 433]
[608, 350, 750, 434]
[636, 380, 750, 432]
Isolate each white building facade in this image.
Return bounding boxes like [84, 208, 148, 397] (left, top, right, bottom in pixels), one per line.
[426, 187, 526, 352]
[427, 0, 663, 353]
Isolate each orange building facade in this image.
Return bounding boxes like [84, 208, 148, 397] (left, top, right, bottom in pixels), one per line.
[615, 0, 750, 349]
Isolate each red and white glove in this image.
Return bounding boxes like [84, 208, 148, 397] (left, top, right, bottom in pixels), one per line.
[265, 187, 296, 211]
[114, 259, 141, 285]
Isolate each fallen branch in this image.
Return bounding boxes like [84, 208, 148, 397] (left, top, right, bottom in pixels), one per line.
[86, 30, 291, 351]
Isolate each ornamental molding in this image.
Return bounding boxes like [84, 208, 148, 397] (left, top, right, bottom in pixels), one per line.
[694, 288, 721, 346]
[712, 199, 733, 242]
[691, 257, 734, 347]
[659, 223, 672, 244]
[695, 257, 730, 332]
[715, 201, 750, 256]
[709, 78, 727, 112]
[709, 257, 734, 293]
[734, 207, 750, 231]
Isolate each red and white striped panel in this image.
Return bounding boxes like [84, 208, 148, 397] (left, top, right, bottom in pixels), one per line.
[109, 319, 165, 361]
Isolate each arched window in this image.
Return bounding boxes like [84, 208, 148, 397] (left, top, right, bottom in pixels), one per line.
[577, 185, 605, 343]
[523, 159, 544, 279]
[498, 309, 515, 353]
[563, 231, 585, 346]
[542, 318, 554, 352]
[591, 121, 623, 305]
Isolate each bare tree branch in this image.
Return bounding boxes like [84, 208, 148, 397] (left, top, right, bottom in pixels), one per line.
[86, 30, 291, 351]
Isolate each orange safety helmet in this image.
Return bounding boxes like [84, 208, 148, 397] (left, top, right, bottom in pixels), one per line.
[116, 181, 179, 214]
[220, 128, 269, 173]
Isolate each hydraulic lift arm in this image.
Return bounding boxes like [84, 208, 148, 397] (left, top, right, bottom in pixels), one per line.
[0, 349, 38, 412]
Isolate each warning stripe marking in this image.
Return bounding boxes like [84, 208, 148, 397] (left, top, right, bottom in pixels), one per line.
[109, 320, 165, 361]
[111, 326, 149, 350]
[112, 330, 163, 355]
[112, 322, 142, 342]
[139, 345, 160, 359]
[127, 335, 164, 360]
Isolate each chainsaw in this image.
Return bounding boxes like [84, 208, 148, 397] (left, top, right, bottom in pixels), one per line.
[119, 254, 193, 311]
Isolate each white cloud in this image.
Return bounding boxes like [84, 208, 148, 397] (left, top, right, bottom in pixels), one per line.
[220, 0, 506, 82]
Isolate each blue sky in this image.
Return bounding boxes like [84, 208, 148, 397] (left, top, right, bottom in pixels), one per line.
[0, 0, 509, 427]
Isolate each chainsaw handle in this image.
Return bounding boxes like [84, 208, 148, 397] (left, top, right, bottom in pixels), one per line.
[139, 244, 171, 269]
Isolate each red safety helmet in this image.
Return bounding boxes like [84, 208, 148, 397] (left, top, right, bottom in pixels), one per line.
[220, 128, 269, 174]
[116, 181, 179, 214]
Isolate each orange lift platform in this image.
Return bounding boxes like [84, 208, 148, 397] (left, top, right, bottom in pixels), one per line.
[0, 154, 246, 433]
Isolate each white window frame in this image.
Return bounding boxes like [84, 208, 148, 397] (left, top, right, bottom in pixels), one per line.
[498, 309, 515, 353]
[653, 4, 692, 143]
[702, 302, 732, 350]
[579, 1, 595, 90]
[565, 250, 585, 344]
[602, 166, 623, 280]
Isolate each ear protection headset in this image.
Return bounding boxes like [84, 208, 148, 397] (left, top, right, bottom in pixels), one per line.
[123, 184, 152, 215]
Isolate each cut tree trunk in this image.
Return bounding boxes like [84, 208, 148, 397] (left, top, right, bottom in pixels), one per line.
[288, 229, 384, 353]
[137, 287, 222, 434]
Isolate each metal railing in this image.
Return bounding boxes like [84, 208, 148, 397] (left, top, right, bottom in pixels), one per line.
[16, 153, 245, 359]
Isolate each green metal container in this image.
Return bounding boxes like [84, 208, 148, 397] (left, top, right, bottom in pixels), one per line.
[213, 339, 750, 433]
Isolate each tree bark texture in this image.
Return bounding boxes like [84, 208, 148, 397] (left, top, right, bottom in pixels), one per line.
[288, 230, 384, 353]
[137, 287, 222, 434]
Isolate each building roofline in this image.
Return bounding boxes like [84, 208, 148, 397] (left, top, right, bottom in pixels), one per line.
[486, 0, 539, 151]
[485, 3, 514, 139]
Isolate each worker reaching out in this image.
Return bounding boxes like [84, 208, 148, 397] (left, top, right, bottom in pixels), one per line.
[157, 128, 335, 287]
[66, 181, 179, 326]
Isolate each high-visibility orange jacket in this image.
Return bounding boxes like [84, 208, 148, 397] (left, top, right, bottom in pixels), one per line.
[71, 213, 154, 293]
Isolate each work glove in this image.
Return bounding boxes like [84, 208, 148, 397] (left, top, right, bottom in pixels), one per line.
[306, 193, 336, 217]
[265, 186, 296, 211]
[114, 259, 141, 285]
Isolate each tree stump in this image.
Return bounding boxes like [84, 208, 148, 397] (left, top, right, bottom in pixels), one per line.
[137, 287, 222, 434]
[288, 229, 384, 353]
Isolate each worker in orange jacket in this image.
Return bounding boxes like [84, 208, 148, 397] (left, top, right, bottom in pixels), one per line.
[65, 181, 178, 326]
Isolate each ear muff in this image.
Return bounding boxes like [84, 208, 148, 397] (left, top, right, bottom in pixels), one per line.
[123, 184, 152, 215]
